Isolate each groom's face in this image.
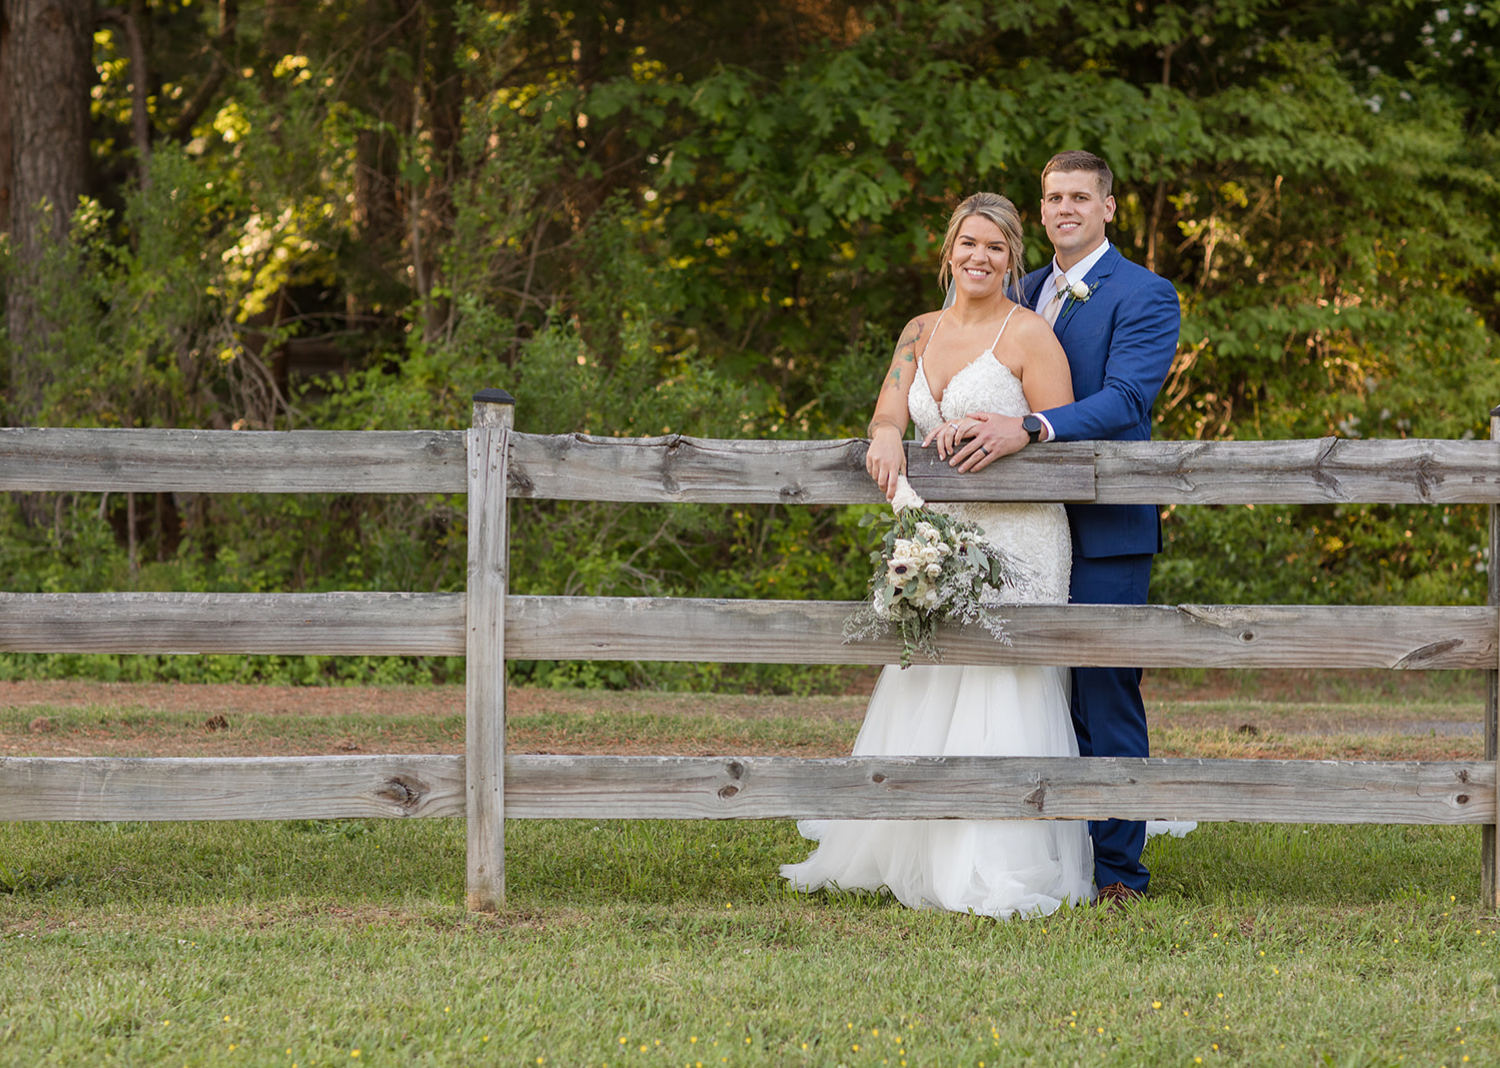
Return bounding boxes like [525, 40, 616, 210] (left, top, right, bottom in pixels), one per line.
[1041, 170, 1116, 269]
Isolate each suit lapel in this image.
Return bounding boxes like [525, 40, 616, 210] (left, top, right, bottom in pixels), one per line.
[1024, 271, 1051, 312]
[1054, 246, 1121, 337]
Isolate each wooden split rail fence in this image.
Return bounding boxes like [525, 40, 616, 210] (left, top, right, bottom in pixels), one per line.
[2, 390, 1498, 912]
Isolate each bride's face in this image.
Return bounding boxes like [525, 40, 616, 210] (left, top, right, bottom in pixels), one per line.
[949, 215, 1011, 298]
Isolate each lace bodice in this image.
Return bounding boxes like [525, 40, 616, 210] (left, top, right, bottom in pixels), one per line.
[908, 317, 1071, 605]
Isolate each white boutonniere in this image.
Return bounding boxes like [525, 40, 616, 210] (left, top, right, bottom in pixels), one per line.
[1059, 280, 1099, 323]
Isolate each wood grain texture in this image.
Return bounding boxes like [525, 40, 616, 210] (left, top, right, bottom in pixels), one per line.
[4, 754, 1488, 825]
[0, 592, 464, 654]
[1483, 411, 1499, 906]
[503, 597, 1498, 670]
[1095, 438, 1500, 504]
[0, 755, 465, 821]
[506, 433, 1096, 503]
[465, 418, 511, 911]
[0, 428, 466, 493]
[507, 434, 1500, 505]
[5, 594, 1493, 670]
[501, 755, 1494, 824]
[5, 429, 1497, 504]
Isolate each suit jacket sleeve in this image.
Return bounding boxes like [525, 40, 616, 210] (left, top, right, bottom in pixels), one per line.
[1042, 273, 1180, 443]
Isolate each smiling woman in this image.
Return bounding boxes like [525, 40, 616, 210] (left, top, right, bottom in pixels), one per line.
[782, 191, 1089, 920]
[936, 191, 1028, 304]
[863, 192, 1073, 496]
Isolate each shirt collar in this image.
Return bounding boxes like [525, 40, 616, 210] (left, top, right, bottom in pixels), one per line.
[1047, 239, 1112, 290]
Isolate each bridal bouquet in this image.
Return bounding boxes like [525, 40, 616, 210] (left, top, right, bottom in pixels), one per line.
[843, 475, 1017, 668]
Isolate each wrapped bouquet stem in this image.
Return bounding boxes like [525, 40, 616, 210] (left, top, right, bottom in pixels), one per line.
[843, 474, 1019, 668]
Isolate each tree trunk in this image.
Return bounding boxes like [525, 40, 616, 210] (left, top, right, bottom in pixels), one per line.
[4, 0, 93, 425]
[0, 10, 13, 234]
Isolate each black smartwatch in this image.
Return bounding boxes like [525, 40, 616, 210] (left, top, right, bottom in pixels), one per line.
[1022, 414, 1044, 443]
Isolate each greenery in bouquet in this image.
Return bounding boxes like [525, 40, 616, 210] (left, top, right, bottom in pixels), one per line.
[843, 477, 1018, 668]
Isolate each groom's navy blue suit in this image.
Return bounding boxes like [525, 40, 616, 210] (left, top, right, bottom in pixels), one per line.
[1024, 244, 1179, 893]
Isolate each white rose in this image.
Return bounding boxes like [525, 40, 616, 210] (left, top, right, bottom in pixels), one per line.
[925, 563, 942, 578]
[890, 475, 925, 513]
[1070, 280, 1091, 300]
[915, 522, 941, 541]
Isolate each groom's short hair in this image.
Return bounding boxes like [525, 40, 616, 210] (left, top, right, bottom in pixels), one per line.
[1042, 151, 1114, 198]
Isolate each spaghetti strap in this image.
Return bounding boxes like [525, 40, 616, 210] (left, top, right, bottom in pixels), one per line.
[917, 310, 948, 371]
[984, 304, 1020, 354]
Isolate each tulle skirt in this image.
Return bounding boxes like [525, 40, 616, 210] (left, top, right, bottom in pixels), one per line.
[781, 662, 1096, 919]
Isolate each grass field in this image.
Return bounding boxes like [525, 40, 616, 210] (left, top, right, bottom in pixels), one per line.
[2, 673, 1497, 1067]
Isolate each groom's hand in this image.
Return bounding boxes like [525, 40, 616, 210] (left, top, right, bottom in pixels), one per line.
[951, 412, 1028, 472]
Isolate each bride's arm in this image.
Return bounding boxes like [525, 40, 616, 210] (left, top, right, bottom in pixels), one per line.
[866, 315, 928, 501]
[1017, 322, 1075, 410]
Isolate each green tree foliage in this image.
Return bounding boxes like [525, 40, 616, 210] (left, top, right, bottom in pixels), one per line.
[1, 0, 1496, 687]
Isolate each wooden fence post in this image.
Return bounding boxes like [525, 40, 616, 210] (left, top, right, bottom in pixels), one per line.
[1486, 404, 1500, 909]
[466, 388, 515, 911]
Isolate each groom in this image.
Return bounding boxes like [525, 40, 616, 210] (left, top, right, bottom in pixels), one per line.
[956, 150, 1180, 903]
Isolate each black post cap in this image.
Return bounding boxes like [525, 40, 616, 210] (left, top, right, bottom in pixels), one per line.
[1491, 403, 1500, 418]
[473, 388, 516, 405]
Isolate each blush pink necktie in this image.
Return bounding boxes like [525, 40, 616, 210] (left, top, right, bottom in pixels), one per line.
[1041, 276, 1069, 327]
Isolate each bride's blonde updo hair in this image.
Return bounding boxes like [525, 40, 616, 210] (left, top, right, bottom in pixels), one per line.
[937, 192, 1025, 301]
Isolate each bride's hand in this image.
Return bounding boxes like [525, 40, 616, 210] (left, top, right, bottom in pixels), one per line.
[921, 416, 980, 460]
[865, 425, 906, 501]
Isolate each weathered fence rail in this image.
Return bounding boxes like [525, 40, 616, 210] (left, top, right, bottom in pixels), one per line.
[4, 426, 1499, 504]
[2, 754, 1490, 825]
[2, 393, 1497, 913]
[1, 593, 1492, 668]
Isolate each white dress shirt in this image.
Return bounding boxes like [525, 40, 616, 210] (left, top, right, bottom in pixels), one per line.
[1034, 239, 1112, 441]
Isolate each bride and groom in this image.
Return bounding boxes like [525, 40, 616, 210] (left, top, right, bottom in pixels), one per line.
[781, 150, 1184, 918]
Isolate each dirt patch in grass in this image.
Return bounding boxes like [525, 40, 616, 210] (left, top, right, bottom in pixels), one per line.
[0, 669, 1487, 760]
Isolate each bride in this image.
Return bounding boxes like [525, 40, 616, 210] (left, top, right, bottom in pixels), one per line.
[780, 192, 1095, 918]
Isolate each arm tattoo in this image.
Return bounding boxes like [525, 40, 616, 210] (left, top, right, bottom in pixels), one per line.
[883, 319, 923, 391]
[895, 319, 922, 363]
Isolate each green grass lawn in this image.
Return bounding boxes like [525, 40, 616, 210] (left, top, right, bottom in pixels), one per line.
[3, 678, 1497, 1066]
[3, 815, 1497, 1067]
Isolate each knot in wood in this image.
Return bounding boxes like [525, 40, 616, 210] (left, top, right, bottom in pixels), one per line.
[718, 784, 740, 800]
[1238, 630, 1255, 642]
[1023, 781, 1048, 811]
[871, 772, 886, 784]
[375, 776, 424, 810]
[724, 761, 744, 780]
[1456, 794, 1469, 804]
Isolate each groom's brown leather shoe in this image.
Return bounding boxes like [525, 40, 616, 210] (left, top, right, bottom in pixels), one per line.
[1097, 883, 1145, 911]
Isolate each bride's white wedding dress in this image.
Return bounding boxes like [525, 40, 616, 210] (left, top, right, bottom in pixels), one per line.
[781, 307, 1096, 919]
